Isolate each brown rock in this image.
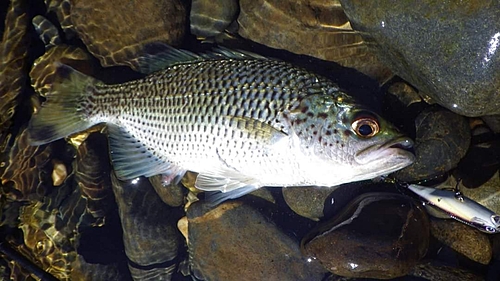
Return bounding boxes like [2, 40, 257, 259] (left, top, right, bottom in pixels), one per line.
[302, 193, 429, 279]
[430, 218, 492, 265]
[237, 0, 392, 82]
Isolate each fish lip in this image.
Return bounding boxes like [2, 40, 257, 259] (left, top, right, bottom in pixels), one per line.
[354, 136, 415, 165]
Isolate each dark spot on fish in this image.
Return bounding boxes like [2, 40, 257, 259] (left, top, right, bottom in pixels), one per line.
[313, 131, 318, 135]
[333, 129, 338, 134]
[318, 136, 322, 142]
[310, 124, 315, 129]
[336, 140, 340, 144]
[317, 112, 328, 119]
[329, 143, 333, 147]
[341, 144, 345, 148]
[325, 130, 332, 136]
[343, 130, 351, 137]
[307, 112, 314, 117]
[300, 106, 309, 113]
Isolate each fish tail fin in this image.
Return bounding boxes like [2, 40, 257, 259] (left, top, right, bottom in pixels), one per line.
[28, 64, 100, 145]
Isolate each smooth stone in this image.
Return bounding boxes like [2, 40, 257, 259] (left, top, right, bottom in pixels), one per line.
[69, 0, 186, 70]
[395, 107, 470, 182]
[482, 115, 500, 134]
[187, 200, 327, 281]
[409, 262, 484, 281]
[340, 0, 500, 117]
[0, 0, 29, 139]
[148, 174, 186, 207]
[429, 218, 492, 265]
[237, 0, 392, 82]
[190, 0, 239, 38]
[111, 174, 182, 270]
[282, 186, 338, 221]
[302, 192, 429, 279]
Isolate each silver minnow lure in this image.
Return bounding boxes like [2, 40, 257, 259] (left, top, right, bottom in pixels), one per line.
[408, 184, 500, 233]
[27, 46, 415, 203]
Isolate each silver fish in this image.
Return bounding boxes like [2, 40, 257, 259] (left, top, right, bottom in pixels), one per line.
[408, 184, 500, 233]
[28, 46, 414, 202]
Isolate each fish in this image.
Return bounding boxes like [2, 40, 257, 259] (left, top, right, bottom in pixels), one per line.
[27, 45, 415, 203]
[407, 184, 500, 233]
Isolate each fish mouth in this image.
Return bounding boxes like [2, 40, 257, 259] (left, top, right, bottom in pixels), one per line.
[355, 136, 415, 165]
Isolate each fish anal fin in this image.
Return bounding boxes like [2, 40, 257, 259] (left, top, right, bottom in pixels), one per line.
[107, 124, 180, 180]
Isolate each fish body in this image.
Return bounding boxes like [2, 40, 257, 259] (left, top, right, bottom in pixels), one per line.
[28, 47, 414, 202]
[408, 184, 500, 233]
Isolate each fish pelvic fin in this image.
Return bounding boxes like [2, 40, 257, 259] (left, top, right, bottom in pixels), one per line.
[28, 63, 99, 145]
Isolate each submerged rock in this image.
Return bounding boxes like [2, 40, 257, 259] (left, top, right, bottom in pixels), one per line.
[302, 192, 429, 279]
[49, 0, 186, 70]
[429, 218, 492, 265]
[190, 0, 239, 38]
[111, 174, 182, 280]
[238, 0, 391, 82]
[341, 0, 500, 116]
[187, 200, 327, 281]
[395, 107, 470, 182]
[282, 186, 338, 221]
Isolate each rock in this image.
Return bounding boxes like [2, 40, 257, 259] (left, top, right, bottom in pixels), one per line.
[148, 174, 186, 207]
[237, 0, 392, 82]
[282, 186, 338, 221]
[75, 133, 113, 222]
[62, 0, 186, 70]
[187, 200, 327, 281]
[482, 115, 500, 134]
[302, 192, 429, 279]
[111, 174, 182, 277]
[429, 218, 492, 265]
[190, 0, 239, 38]
[0, 0, 29, 141]
[409, 262, 484, 281]
[395, 107, 470, 182]
[340, 0, 500, 117]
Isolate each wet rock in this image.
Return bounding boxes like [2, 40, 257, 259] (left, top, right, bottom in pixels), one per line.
[395, 107, 470, 182]
[68, 0, 186, 70]
[75, 133, 113, 222]
[190, 0, 239, 38]
[148, 174, 185, 207]
[237, 0, 392, 82]
[282, 186, 338, 221]
[386, 81, 422, 107]
[482, 115, 500, 134]
[71, 255, 131, 281]
[187, 200, 327, 281]
[111, 174, 182, 278]
[429, 218, 492, 265]
[0, 0, 29, 143]
[302, 192, 429, 279]
[340, 0, 500, 117]
[409, 262, 484, 281]
[1, 128, 54, 201]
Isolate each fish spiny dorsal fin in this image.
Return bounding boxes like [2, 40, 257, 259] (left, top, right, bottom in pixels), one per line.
[135, 43, 269, 74]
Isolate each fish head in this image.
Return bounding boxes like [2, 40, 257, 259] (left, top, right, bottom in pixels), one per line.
[285, 93, 415, 183]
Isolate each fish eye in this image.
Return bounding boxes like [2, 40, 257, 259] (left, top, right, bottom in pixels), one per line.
[484, 226, 497, 233]
[352, 115, 380, 138]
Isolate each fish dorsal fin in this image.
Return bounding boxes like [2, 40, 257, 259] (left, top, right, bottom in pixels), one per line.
[135, 43, 269, 74]
[107, 124, 184, 181]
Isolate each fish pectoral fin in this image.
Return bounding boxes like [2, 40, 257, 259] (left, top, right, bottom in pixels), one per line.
[195, 171, 260, 204]
[204, 186, 260, 206]
[107, 124, 184, 181]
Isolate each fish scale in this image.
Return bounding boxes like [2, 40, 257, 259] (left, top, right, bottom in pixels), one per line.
[28, 47, 414, 202]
